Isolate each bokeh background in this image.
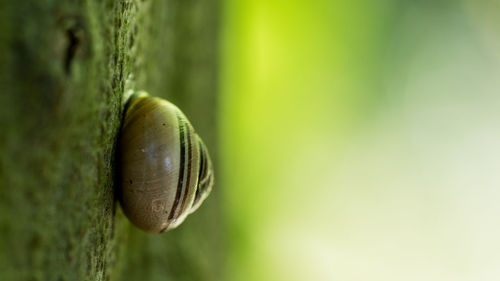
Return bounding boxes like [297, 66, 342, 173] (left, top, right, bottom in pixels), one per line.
[219, 1, 500, 280]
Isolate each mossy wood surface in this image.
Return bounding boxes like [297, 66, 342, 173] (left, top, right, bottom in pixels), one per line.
[0, 0, 222, 280]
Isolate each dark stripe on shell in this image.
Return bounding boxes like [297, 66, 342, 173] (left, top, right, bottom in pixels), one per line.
[124, 93, 149, 120]
[179, 125, 193, 213]
[193, 141, 206, 207]
[168, 113, 187, 220]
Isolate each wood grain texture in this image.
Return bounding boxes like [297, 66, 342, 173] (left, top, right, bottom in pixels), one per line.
[0, 0, 222, 280]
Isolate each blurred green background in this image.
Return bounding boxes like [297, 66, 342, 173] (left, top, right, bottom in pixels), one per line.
[219, 0, 500, 280]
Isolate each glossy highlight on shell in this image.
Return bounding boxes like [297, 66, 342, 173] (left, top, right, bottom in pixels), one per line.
[119, 91, 214, 233]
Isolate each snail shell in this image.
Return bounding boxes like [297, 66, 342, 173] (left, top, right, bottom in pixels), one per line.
[119, 91, 214, 233]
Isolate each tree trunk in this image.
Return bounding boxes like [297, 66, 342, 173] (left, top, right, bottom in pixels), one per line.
[0, 1, 222, 280]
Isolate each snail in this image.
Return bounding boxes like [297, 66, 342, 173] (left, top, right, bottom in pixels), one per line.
[118, 91, 214, 233]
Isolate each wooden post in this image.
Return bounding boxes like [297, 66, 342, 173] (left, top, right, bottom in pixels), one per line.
[0, 1, 222, 280]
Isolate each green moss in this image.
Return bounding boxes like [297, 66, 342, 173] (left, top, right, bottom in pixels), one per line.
[0, 0, 221, 280]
